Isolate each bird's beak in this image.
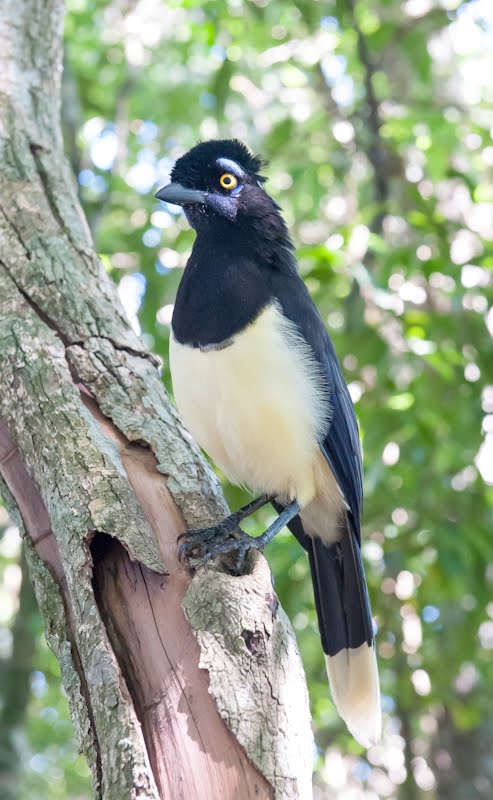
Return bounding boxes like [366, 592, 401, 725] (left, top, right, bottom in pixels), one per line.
[155, 182, 207, 206]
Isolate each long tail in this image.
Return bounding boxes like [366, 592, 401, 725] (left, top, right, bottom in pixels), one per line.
[311, 528, 381, 747]
[284, 509, 381, 748]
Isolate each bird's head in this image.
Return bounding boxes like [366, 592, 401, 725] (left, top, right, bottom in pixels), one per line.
[155, 139, 282, 237]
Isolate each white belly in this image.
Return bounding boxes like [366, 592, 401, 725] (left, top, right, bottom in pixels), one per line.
[170, 303, 346, 537]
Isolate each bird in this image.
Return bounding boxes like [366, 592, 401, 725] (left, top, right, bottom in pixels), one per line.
[155, 139, 381, 748]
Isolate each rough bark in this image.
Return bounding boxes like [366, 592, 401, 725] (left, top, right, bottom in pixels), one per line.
[0, 2, 313, 799]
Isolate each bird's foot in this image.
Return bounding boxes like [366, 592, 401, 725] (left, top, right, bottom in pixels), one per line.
[178, 519, 266, 573]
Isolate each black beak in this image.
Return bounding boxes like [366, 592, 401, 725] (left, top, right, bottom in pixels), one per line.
[155, 182, 207, 206]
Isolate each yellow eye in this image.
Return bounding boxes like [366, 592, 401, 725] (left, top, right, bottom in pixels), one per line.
[219, 173, 238, 190]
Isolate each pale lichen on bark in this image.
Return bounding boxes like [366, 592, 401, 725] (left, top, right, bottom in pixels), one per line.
[24, 542, 101, 789]
[184, 556, 314, 800]
[65, 338, 227, 528]
[0, 476, 100, 794]
[0, 272, 162, 572]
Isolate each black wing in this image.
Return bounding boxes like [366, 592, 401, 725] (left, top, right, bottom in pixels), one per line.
[271, 271, 363, 540]
[270, 270, 373, 656]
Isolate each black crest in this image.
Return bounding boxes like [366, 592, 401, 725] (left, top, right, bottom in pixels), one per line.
[171, 139, 266, 188]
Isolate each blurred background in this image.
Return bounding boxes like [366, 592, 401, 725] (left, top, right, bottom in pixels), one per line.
[1, 0, 493, 797]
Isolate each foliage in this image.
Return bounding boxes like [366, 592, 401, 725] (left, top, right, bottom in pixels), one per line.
[1, 0, 492, 797]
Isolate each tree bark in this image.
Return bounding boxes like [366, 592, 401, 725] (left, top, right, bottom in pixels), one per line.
[0, 2, 313, 799]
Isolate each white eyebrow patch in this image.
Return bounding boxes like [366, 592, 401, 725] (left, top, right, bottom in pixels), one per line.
[216, 157, 246, 177]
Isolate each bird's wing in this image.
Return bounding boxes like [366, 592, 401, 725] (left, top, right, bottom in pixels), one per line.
[271, 272, 379, 747]
[272, 272, 363, 541]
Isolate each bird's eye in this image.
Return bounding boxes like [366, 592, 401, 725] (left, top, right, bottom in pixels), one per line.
[219, 173, 238, 190]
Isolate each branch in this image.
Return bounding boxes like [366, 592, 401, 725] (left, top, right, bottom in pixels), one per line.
[0, 1, 313, 797]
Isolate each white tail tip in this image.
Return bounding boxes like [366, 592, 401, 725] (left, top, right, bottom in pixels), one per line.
[325, 643, 382, 748]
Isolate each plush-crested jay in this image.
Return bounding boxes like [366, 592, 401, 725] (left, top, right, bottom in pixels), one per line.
[155, 139, 381, 747]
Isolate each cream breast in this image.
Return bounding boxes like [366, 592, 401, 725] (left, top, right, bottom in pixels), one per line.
[170, 302, 346, 537]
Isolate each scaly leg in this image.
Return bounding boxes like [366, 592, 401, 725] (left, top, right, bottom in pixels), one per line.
[179, 499, 300, 572]
[178, 495, 272, 561]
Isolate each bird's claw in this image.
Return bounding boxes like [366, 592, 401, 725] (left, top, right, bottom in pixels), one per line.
[177, 525, 218, 562]
[178, 523, 265, 573]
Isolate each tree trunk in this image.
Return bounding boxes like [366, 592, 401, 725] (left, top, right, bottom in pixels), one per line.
[433, 709, 493, 800]
[0, 551, 38, 800]
[0, 2, 313, 798]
